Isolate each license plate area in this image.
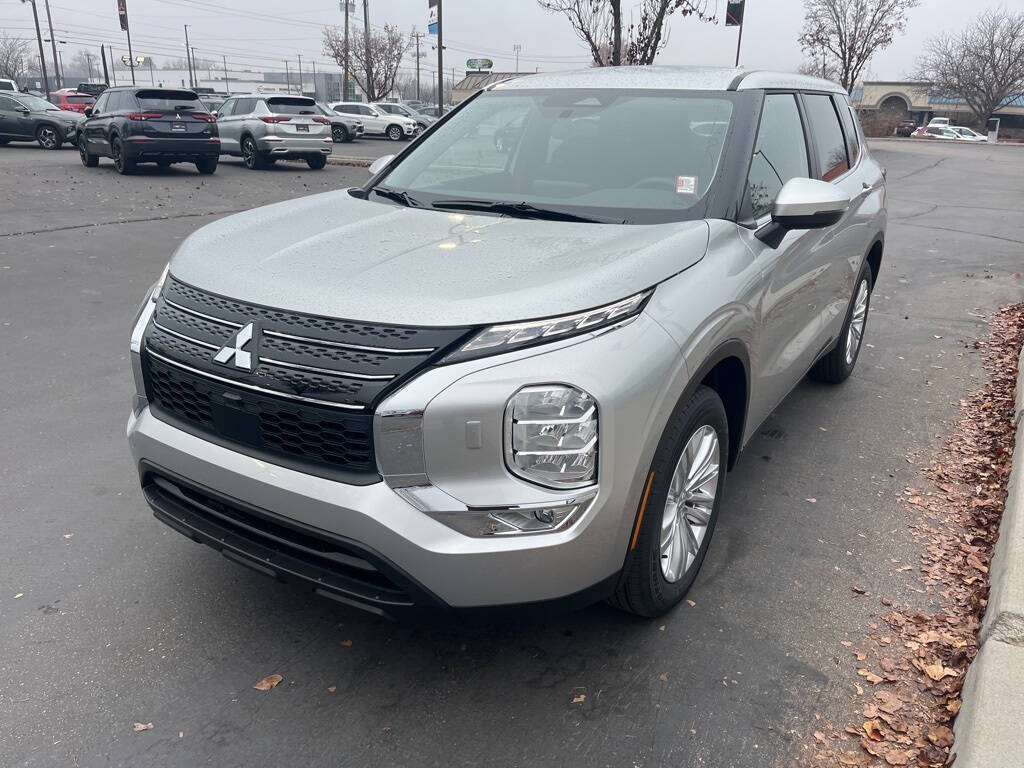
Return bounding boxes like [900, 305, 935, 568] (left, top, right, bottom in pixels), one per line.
[171, 122, 186, 132]
[295, 124, 309, 132]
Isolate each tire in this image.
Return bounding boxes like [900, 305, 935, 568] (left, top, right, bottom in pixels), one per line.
[0, 138, 10, 145]
[241, 136, 264, 170]
[609, 386, 729, 618]
[332, 125, 349, 143]
[808, 262, 873, 384]
[386, 124, 404, 141]
[78, 136, 98, 167]
[195, 157, 218, 175]
[306, 154, 327, 170]
[111, 136, 134, 175]
[36, 124, 61, 150]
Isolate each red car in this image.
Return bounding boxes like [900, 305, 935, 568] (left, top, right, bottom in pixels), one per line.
[51, 90, 95, 114]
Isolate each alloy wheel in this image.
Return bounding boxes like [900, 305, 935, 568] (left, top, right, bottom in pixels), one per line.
[388, 126, 402, 141]
[37, 126, 57, 149]
[112, 139, 123, 172]
[660, 425, 720, 583]
[243, 139, 256, 168]
[845, 279, 869, 365]
[332, 126, 346, 143]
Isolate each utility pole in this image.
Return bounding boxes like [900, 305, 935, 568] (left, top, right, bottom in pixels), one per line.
[84, 50, 95, 81]
[513, 43, 521, 73]
[100, 44, 110, 85]
[362, 0, 373, 101]
[110, 46, 117, 85]
[223, 54, 229, 94]
[311, 60, 317, 101]
[21, 0, 51, 99]
[412, 32, 425, 101]
[183, 25, 193, 88]
[284, 60, 291, 93]
[42, 0, 60, 89]
[435, 0, 443, 114]
[147, 57, 154, 85]
[191, 46, 200, 84]
[297, 53, 303, 96]
[342, 0, 350, 101]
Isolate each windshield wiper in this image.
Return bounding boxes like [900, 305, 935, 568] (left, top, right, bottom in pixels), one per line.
[430, 199, 625, 224]
[372, 186, 424, 209]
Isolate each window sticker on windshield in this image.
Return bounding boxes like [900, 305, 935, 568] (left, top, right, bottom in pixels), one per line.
[676, 176, 697, 195]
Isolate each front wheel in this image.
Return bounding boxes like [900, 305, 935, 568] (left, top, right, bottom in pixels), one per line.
[332, 126, 349, 143]
[36, 125, 61, 150]
[609, 386, 728, 617]
[195, 157, 218, 174]
[306, 154, 327, 170]
[386, 124, 404, 141]
[808, 263, 872, 384]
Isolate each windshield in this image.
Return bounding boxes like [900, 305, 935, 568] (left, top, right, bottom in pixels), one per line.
[136, 90, 200, 110]
[16, 94, 58, 111]
[373, 88, 736, 224]
[267, 97, 317, 115]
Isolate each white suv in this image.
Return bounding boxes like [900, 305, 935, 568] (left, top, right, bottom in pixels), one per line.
[329, 101, 417, 141]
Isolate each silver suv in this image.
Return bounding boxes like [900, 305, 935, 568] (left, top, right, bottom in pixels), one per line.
[128, 67, 886, 617]
[214, 94, 332, 169]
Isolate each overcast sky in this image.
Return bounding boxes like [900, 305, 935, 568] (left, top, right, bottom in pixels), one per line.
[1, 0, 1013, 82]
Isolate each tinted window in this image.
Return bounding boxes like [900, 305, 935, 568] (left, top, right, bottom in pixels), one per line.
[804, 94, 849, 181]
[359, 105, 375, 116]
[218, 99, 236, 117]
[92, 92, 109, 113]
[0, 94, 17, 110]
[747, 93, 809, 218]
[235, 98, 257, 115]
[68, 95, 94, 104]
[108, 91, 132, 112]
[135, 90, 200, 110]
[837, 98, 861, 165]
[0, 82, 14, 91]
[265, 97, 317, 115]
[334, 105, 356, 114]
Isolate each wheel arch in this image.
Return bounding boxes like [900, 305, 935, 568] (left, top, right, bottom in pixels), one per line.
[865, 235, 884, 288]
[686, 340, 750, 470]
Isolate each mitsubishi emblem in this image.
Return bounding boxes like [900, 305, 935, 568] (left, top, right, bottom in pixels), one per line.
[214, 323, 255, 370]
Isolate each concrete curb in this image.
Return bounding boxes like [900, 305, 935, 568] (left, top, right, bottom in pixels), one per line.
[950, 343, 1024, 767]
[865, 137, 1024, 147]
[327, 155, 373, 168]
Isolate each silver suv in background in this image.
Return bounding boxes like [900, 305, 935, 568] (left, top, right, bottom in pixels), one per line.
[375, 101, 436, 130]
[215, 94, 332, 169]
[329, 101, 418, 141]
[128, 66, 886, 618]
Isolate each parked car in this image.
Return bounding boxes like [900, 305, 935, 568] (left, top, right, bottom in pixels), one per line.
[0, 78, 19, 92]
[76, 82, 108, 97]
[51, 89, 95, 114]
[0, 92, 81, 149]
[127, 66, 885, 618]
[328, 101, 417, 141]
[201, 96, 226, 114]
[417, 104, 453, 118]
[927, 116, 950, 128]
[76, 86, 219, 174]
[314, 102, 363, 143]
[951, 126, 987, 142]
[895, 120, 917, 137]
[375, 101, 436, 130]
[214, 94, 332, 169]
[913, 125, 958, 140]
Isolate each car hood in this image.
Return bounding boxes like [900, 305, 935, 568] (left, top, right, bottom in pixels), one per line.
[39, 108, 81, 121]
[168, 190, 710, 326]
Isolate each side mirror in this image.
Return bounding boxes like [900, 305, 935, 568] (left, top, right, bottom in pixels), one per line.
[367, 154, 395, 176]
[84, 107, 93, 118]
[211, 111, 218, 118]
[757, 178, 850, 246]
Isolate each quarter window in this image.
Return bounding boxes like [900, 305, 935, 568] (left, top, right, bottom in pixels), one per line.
[804, 94, 849, 181]
[92, 93, 109, 113]
[218, 99, 236, 117]
[837, 98, 861, 165]
[746, 93, 810, 219]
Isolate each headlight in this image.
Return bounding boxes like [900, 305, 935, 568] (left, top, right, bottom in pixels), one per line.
[443, 290, 651, 364]
[505, 385, 597, 489]
[151, 263, 170, 302]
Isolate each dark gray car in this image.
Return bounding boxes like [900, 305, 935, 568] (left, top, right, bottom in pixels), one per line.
[0, 92, 80, 150]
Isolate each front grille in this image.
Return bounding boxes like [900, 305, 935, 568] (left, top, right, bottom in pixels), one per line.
[141, 277, 473, 479]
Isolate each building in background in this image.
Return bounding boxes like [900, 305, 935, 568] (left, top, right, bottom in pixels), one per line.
[855, 81, 1024, 138]
[452, 72, 523, 105]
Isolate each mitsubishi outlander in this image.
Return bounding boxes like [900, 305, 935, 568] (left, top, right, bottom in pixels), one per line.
[127, 67, 886, 617]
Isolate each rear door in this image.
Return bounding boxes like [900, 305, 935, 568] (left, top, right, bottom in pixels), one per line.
[130, 89, 216, 141]
[359, 104, 385, 134]
[264, 97, 330, 139]
[0, 94, 22, 138]
[83, 91, 110, 153]
[215, 98, 239, 152]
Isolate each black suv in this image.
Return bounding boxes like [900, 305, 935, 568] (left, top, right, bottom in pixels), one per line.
[77, 87, 219, 175]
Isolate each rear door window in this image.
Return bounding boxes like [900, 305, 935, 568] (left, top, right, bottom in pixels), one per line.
[0, 94, 17, 111]
[836, 97, 861, 165]
[803, 93, 850, 181]
[217, 99, 236, 117]
[235, 98, 257, 115]
[746, 93, 810, 218]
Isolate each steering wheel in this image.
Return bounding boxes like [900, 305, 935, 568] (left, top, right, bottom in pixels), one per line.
[628, 176, 678, 190]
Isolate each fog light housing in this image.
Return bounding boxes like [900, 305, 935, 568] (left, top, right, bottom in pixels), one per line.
[504, 385, 597, 489]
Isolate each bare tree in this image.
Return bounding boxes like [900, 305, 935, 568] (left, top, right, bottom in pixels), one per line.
[799, 0, 919, 92]
[539, 0, 712, 67]
[797, 49, 840, 81]
[0, 33, 30, 82]
[323, 24, 411, 102]
[915, 9, 1024, 126]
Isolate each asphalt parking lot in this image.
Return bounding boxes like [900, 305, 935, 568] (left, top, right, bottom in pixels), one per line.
[1, 140, 1022, 768]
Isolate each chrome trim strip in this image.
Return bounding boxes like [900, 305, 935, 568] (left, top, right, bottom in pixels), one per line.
[145, 349, 366, 411]
[514, 437, 597, 457]
[513, 405, 596, 425]
[259, 356, 395, 381]
[262, 329, 435, 356]
[152, 320, 220, 350]
[163, 297, 243, 329]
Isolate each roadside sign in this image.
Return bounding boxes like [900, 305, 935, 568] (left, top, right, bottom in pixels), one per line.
[428, 0, 438, 35]
[117, 0, 129, 32]
[466, 58, 493, 70]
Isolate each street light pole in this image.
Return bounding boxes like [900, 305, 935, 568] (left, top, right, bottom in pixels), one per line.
[362, 0, 373, 100]
[342, 0, 350, 101]
[435, 0, 443, 114]
[20, 0, 51, 99]
[223, 55, 230, 94]
[42, 0, 60, 89]
[297, 53, 303, 96]
[513, 43, 521, 74]
[183, 25, 193, 88]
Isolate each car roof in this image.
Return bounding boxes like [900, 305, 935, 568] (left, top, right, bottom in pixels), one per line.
[491, 65, 845, 94]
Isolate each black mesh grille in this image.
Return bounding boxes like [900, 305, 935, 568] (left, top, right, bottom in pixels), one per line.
[141, 277, 472, 479]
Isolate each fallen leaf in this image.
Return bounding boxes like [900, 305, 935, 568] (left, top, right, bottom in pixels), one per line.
[340, 640, 353, 647]
[63, 533, 73, 539]
[685, 599, 696, 607]
[659, 672, 668, 681]
[814, 730, 827, 743]
[659, 625, 666, 631]
[884, 748, 913, 766]
[921, 662, 958, 681]
[839, 751, 869, 766]
[805, 498, 817, 503]
[946, 698, 962, 715]
[852, 585, 868, 595]
[327, 685, 337, 694]
[132, 722, 153, 732]
[571, 694, 585, 704]
[927, 726, 954, 747]
[13, 593, 22, 599]
[253, 674, 283, 691]
[863, 719, 884, 741]
[178, 731, 184, 738]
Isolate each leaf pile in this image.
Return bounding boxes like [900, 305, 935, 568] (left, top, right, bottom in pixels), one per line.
[806, 304, 1023, 767]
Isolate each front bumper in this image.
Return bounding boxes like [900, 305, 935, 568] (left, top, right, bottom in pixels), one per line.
[128, 308, 684, 613]
[256, 135, 333, 155]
